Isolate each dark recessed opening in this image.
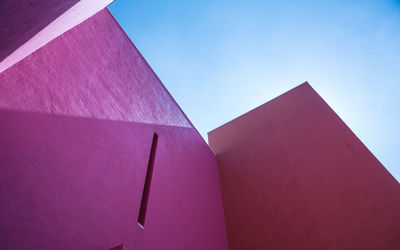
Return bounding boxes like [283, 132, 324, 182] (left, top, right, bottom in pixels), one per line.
[137, 133, 158, 228]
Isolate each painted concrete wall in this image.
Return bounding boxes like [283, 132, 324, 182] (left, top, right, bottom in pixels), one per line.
[208, 83, 400, 250]
[0, 0, 114, 73]
[0, 9, 228, 250]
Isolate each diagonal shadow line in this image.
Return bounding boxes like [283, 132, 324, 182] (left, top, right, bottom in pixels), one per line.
[0, 0, 114, 73]
[0, 0, 80, 62]
[0, 107, 192, 129]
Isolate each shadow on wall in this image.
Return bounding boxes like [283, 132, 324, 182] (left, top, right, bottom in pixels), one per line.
[0, 108, 226, 250]
[0, 0, 79, 62]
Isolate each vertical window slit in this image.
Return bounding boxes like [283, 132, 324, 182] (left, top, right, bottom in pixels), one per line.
[138, 133, 158, 228]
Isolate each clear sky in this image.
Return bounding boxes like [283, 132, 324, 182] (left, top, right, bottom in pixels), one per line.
[108, 0, 400, 181]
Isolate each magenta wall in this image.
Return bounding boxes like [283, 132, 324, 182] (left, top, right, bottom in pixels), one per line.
[0, 9, 228, 250]
[0, 0, 78, 61]
[208, 83, 400, 250]
[0, 0, 113, 73]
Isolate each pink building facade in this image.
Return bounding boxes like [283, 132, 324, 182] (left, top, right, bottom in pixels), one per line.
[1, 1, 399, 250]
[208, 83, 400, 250]
[0, 3, 228, 250]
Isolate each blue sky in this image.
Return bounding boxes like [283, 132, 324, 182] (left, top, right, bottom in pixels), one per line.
[108, 0, 400, 181]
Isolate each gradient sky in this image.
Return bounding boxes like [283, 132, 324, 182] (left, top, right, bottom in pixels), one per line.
[108, 0, 400, 181]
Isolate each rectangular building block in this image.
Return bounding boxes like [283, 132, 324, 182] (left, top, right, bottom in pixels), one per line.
[208, 82, 400, 250]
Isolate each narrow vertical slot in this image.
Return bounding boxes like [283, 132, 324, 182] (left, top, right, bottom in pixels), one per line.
[138, 133, 158, 228]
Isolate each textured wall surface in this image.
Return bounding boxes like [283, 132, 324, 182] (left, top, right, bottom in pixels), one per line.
[0, 0, 78, 61]
[0, 0, 113, 73]
[0, 9, 228, 250]
[208, 83, 400, 250]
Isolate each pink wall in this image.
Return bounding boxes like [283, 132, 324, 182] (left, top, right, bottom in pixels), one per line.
[0, 9, 228, 250]
[208, 83, 400, 250]
[0, 0, 78, 61]
[0, 0, 113, 73]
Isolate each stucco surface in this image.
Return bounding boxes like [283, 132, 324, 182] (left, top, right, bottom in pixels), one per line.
[209, 83, 400, 250]
[0, 9, 228, 250]
[0, 0, 113, 73]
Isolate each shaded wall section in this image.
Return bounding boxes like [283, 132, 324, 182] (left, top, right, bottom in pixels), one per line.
[208, 83, 400, 250]
[0, 0, 114, 73]
[0, 9, 228, 250]
[0, 0, 78, 61]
